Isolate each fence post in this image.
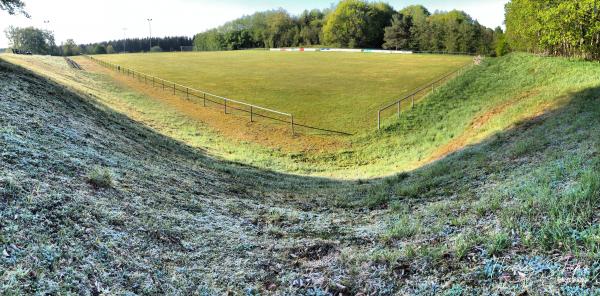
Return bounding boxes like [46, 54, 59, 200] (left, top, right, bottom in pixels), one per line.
[203, 93, 206, 106]
[412, 95, 414, 109]
[186, 88, 189, 99]
[153, 76, 155, 87]
[162, 80, 165, 90]
[397, 101, 401, 119]
[378, 110, 381, 130]
[224, 99, 227, 114]
[173, 83, 176, 95]
[291, 115, 295, 136]
[250, 106, 253, 122]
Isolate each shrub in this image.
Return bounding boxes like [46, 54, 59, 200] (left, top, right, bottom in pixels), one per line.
[93, 45, 107, 55]
[87, 166, 113, 188]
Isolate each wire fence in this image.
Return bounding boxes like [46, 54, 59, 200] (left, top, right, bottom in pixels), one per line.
[84, 55, 472, 136]
[377, 62, 474, 130]
[84, 55, 298, 135]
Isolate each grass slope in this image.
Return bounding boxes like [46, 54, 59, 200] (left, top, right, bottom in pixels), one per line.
[96, 51, 471, 132]
[1, 54, 600, 294]
[4, 53, 599, 180]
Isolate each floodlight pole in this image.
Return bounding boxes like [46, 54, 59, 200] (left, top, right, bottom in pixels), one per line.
[147, 18, 153, 50]
[122, 28, 127, 53]
[43, 20, 50, 32]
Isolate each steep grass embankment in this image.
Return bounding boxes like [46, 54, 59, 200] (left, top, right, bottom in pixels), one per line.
[2, 53, 600, 294]
[76, 53, 600, 178]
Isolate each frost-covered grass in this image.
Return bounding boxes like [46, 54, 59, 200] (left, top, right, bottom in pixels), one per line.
[2, 53, 600, 294]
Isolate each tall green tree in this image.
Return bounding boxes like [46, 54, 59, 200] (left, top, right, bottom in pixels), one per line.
[323, 0, 393, 48]
[62, 39, 79, 56]
[298, 9, 325, 45]
[366, 2, 395, 48]
[93, 44, 106, 54]
[493, 27, 510, 57]
[505, 0, 600, 59]
[192, 2, 497, 54]
[5, 26, 55, 54]
[504, 0, 542, 53]
[263, 9, 295, 48]
[400, 5, 430, 50]
[383, 13, 413, 50]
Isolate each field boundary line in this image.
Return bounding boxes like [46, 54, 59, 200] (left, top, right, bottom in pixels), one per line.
[377, 62, 474, 130]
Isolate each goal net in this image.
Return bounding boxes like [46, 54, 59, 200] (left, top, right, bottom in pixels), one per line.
[180, 46, 194, 52]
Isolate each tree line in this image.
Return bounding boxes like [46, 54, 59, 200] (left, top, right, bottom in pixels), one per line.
[505, 0, 600, 60]
[80, 36, 193, 54]
[193, 0, 505, 56]
[4, 26, 193, 56]
[6, 0, 599, 60]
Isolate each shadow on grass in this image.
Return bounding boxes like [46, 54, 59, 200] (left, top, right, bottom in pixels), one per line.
[2, 58, 598, 211]
[2, 56, 600, 294]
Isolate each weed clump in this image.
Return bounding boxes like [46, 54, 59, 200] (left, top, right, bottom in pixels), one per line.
[382, 216, 421, 242]
[86, 166, 113, 188]
[0, 177, 22, 199]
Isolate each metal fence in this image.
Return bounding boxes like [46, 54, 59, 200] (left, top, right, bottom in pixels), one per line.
[85, 55, 472, 136]
[84, 55, 297, 135]
[377, 63, 473, 130]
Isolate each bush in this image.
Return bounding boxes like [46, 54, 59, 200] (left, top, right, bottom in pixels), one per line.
[495, 36, 510, 57]
[93, 45, 107, 55]
[87, 166, 113, 188]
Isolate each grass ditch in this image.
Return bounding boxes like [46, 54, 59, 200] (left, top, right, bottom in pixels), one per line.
[2, 53, 600, 294]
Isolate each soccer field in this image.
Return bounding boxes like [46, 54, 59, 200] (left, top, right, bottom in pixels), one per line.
[96, 51, 472, 133]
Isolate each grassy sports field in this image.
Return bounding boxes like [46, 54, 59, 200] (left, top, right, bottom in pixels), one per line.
[95, 51, 472, 133]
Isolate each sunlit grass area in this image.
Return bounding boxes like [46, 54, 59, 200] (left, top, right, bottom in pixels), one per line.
[95, 51, 472, 133]
[2, 52, 600, 294]
[4, 53, 599, 178]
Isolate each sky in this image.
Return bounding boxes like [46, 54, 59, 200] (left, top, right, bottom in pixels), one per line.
[0, 0, 508, 48]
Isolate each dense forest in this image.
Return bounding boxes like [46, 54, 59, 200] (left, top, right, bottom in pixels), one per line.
[3, 25, 193, 55]
[5, 0, 600, 60]
[79, 36, 193, 54]
[193, 1, 503, 55]
[505, 0, 600, 60]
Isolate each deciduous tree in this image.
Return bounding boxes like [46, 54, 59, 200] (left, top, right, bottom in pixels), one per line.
[62, 39, 79, 56]
[383, 13, 413, 50]
[5, 26, 55, 54]
[0, 0, 28, 17]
